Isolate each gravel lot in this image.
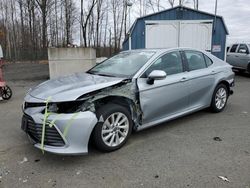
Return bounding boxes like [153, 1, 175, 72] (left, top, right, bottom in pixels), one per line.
[0, 63, 249, 188]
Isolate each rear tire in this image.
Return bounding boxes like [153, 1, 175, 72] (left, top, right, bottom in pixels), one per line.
[1, 85, 12, 100]
[93, 103, 132, 152]
[210, 84, 228, 113]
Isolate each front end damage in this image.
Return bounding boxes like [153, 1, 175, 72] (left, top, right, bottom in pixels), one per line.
[22, 79, 142, 155]
[79, 79, 142, 129]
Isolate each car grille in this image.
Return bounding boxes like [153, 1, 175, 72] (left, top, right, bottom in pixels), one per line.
[22, 115, 65, 147]
[24, 102, 45, 109]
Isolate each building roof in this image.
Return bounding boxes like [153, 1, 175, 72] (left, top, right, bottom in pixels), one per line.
[127, 5, 229, 36]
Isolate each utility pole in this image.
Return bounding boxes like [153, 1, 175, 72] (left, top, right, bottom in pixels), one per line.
[214, 0, 218, 32]
[126, 1, 133, 50]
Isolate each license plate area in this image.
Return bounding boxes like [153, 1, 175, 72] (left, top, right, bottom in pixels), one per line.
[21, 115, 28, 132]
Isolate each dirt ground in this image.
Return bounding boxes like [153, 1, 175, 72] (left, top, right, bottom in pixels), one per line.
[0, 63, 249, 188]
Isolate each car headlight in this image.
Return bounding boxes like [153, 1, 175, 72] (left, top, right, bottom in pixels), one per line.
[47, 103, 59, 113]
[46, 100, 89, 114]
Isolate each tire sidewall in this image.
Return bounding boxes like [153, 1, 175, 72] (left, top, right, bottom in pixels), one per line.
[2, 85, 12, 100]
[93, 103, 132, 152]
[211, 84, 228, 113]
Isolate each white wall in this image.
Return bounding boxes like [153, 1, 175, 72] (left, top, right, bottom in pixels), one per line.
[48, 48, 96, 79]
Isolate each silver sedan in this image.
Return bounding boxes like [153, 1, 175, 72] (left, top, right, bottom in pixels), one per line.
[21, 48, 235, 155]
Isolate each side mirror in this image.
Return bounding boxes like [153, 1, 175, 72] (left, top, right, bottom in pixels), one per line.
[147, 70, 166, 85]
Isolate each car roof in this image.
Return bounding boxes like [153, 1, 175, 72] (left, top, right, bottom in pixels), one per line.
[123, 47, 206, 54]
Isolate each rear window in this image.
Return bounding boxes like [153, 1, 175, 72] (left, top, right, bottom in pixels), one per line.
[230, 44, 238, 53]
[185, 51, 207, 71]
[204, 54, 213, 67]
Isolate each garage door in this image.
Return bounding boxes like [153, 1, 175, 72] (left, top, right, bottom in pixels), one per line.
[145, 20, 213, 51]
[145, 22, 179, 49]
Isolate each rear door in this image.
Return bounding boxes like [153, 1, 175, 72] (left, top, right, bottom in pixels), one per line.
[137, 50, 189, 125]
[183, 50, 215, 108]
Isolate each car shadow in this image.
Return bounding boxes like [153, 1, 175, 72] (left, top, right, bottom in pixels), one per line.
[233, 70, 250, 78]
[33, 107, 226, 166]
[130, 110, 209, 138]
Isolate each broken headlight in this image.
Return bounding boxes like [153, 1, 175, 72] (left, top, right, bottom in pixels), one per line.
[46, 100, 91, 114]
[47, 103, 59, 113]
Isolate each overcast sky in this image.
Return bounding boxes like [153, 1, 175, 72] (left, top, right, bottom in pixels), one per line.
[198, 0, 250, 44]
[128, 0, 250, 45]
[74, 0, 249, 46]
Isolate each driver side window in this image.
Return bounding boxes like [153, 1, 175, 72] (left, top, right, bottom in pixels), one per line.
[237, 44, 249, 54]
[143, 51, 183, 77]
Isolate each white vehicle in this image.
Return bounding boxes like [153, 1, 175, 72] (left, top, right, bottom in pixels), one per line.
[226, 43, 250, 73]
[0, 45, 3, 59]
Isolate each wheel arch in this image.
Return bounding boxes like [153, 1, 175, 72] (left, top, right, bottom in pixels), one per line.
[217, 80, 230, 92]
[92, 95, 137, 114]
[88, 95, 139, 147]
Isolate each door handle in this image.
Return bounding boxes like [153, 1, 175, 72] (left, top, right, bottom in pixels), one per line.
[180, 77, 188, 82]
[211, 70, 216, 74]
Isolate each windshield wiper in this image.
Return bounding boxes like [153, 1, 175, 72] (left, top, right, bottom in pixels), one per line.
[95, 73, 116, 77]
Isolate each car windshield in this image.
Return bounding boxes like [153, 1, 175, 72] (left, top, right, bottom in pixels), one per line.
[88, 51, 155, 77]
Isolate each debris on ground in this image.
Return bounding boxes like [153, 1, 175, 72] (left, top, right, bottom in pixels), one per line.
[242, 111, 248, 114]
[213, 137, 222, 141]
[154, 175, 159, 179]
[76, 170, 82, 175]
[34, 159, 40, 163]
[18, 157, 28, 164]
[22, 179, 28, 183]
[19, 176, 29, 183]
[218, 176, 230, 182]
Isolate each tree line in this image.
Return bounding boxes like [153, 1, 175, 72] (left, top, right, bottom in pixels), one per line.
[0, 0, 198, 61]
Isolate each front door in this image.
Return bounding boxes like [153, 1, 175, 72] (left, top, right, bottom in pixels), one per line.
[137, 51, 189, 125]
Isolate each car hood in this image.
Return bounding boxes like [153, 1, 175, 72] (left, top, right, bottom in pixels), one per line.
[26, 72, 124, 102]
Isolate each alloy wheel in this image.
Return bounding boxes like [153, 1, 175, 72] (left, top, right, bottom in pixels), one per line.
[215, 87, 227, 110]
[101, 112, 129, 147]
[1, 86, 12, 100]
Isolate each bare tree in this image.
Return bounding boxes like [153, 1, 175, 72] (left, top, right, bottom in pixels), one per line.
[193, 0, 198, 9]
[80, 0, 97, 47]
[64, 0, 76, 45]
[168, 0, 175, 7]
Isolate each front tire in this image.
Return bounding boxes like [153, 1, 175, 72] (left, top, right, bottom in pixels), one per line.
[93, 103, 132, 152]
[210, 84, 228, 113]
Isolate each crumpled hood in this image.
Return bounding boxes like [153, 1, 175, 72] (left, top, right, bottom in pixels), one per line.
[26, 72, 124, 102]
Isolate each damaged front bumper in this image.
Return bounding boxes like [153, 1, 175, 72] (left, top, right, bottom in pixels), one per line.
[22, 108, 98, 155]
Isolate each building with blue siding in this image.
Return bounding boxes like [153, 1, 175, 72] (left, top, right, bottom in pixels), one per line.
[123, 6, 228, 60]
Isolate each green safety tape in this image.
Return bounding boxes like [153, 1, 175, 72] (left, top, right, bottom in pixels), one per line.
[40, 96, 52, 153]
[63, 112, 80, 137]
[40, 96, 80, 154]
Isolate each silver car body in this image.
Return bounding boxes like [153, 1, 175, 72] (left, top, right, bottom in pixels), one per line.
[22, 48, 235, 155]
[226, 43, 250, 72]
